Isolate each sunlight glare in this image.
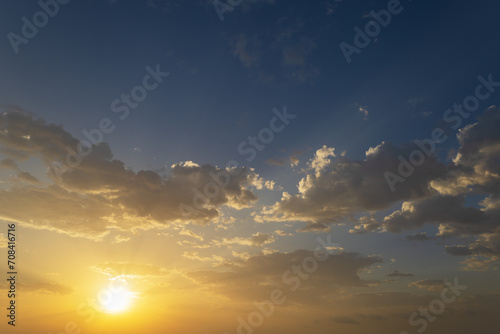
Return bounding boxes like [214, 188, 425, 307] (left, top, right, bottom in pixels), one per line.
[98, 280, 135, 314]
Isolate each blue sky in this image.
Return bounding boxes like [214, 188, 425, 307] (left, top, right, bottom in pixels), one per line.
[2, 0, 499, 168]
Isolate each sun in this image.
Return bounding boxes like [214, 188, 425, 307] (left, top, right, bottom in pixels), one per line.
[98, 282, 135, 314]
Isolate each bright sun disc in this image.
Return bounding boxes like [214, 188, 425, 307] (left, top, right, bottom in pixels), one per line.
[99, 286, 134, 314]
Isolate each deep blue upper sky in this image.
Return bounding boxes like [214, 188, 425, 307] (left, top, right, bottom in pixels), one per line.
[2, 0, 499, 174]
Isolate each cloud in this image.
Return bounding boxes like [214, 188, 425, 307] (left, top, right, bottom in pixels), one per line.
[265, 158, 285, 166]
[0, 158, 19, 171]
[113, 234, 131, 243]
[324, 0, 344, 15]
[0, 108, 267, 239]
[89, 262, 169, 278]
[265, 149, 306, 167]
[275, 229, 292, 236]
[177, 240, 211, 249]
[183, 251, 224, 263]
[445, 226, 500, 271]
[221, 232, 275, 247]
[186, 250, 382, 303]
[349, 216, 380, 234]
[406, 232, 432, 241]
[15, 171, 42, 184]
[179, 228, 204, 241]
[230, 16, 319, 85]
[356, 104, 369, 120]
[381, 195, 487, 234]
[18, 282, 73, 295]
[386, 270, 414, 278]
[256, 107, 500, 267]
[431, 106, 500, 197]
[409, 279, 445, 291]
[0, 185, 116, 239]
[256, 142, 446, 224]
[458, 255, 500, 271]
[0, 233, 7, 248]
[382, 107, 500, 263]
[298, 222, 331, 233]
[232, 250, 251, 260]
[336, 291, 434, 309]
[289, 154, 300, 167]
[309, 145, 335, 173]
[182, 251, 224, 262]
[232, 34, 262, 68]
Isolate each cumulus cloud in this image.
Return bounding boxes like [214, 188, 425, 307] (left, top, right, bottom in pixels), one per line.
[381, 107, 500, 264]
[309, 145, 335, 174]
[380, 195, 487, 234]
[256, 142, 446, 225]
[256, 106, 500, 266]
[349, 216, 380, 234]
[428, 107, 500, 201]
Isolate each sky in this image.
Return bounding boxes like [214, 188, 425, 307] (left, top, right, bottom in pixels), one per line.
[0, 0, 500, 333]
